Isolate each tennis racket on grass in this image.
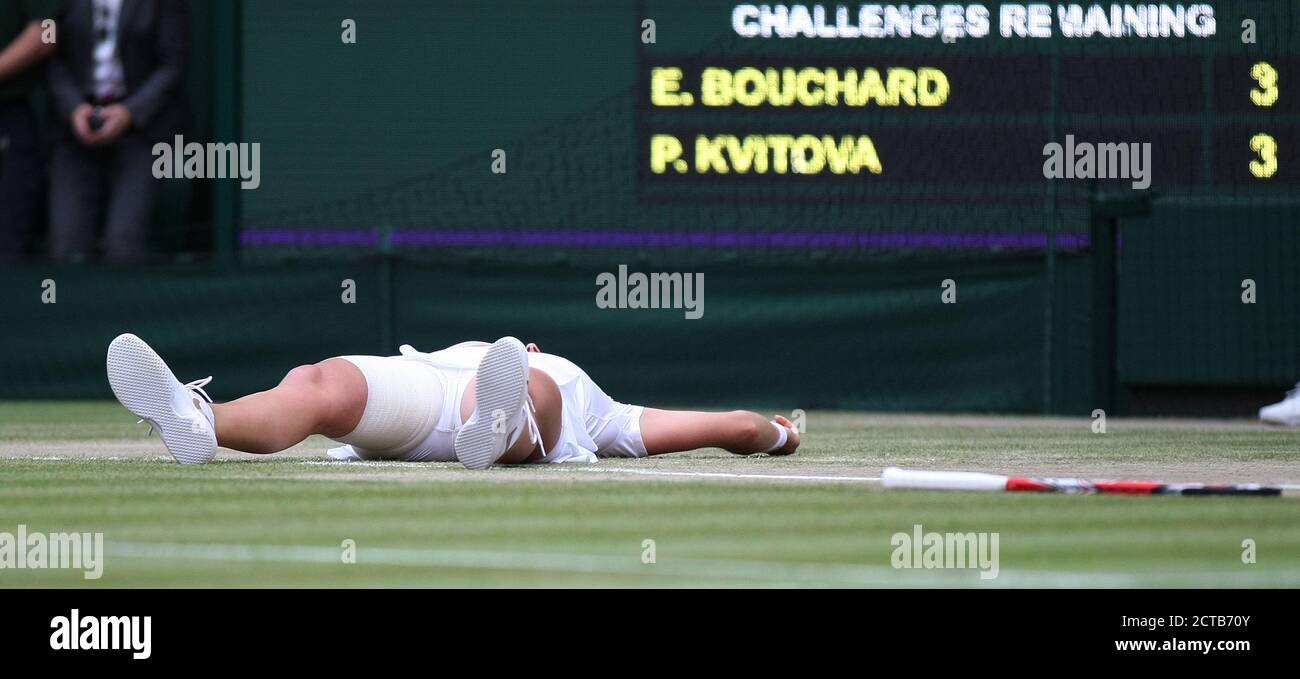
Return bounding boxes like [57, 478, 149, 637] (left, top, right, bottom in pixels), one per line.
[882, 467, 1283, 496]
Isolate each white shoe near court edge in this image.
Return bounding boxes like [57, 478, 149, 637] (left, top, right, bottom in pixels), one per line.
[1259, 383, 1300, 426]
[455, 336, 534, 470]
[106, 333, 218, 464]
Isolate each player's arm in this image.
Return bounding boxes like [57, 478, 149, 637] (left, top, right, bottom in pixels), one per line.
[0, 21, 56, 82]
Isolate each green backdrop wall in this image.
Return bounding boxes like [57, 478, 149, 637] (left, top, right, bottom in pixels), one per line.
[0, 253, 1090, 413]
[7, 1, 1295, 414]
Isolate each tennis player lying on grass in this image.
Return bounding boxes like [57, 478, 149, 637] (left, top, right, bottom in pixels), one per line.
[106, 334, 799, 469]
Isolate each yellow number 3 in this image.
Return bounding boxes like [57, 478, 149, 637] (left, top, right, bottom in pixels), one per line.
[1250, 62, 1279, 107]
[1250, 134, 1277, 179]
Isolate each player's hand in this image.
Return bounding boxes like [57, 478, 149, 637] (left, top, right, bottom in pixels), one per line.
[771, 414, 800, 455]
[525, 343, 540, 353]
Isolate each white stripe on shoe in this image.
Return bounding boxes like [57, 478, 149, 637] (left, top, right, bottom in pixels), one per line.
[106, 333, 218, 465]
[454, 336, 530, 470]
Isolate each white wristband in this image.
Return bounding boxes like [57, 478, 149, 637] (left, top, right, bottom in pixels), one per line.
[762, 421, 789, 453]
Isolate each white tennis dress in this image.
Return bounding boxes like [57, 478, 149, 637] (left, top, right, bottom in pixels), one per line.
[327, 342, 646, 464]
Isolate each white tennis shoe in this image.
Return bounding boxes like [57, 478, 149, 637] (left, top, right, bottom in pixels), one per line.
[1260, 383, 1300, 426]
[454, 336, 538, 470]
[106, 333, 218, 464]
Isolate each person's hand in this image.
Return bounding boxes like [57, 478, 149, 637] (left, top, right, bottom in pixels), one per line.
[94, 104, 133, 143]
[771, 414, 800, 455]
[525, 343, 540, 353]
[70, 104, 97, 145]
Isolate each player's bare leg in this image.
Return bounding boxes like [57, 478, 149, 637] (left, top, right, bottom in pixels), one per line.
[210, 358, 367, 454]
[638, 408, 800, 456]
[215, 356, 564, 461]
[107, 334, 369, 463]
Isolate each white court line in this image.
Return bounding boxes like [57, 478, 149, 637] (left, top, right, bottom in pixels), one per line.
[575, 467, 1300, 493]
[103, 541, 1300, 588]
[13, 455, 132, 461]
[299, 460, 431, 469]
[574, 467, 882, 483]
[14, 457, 1300, 492]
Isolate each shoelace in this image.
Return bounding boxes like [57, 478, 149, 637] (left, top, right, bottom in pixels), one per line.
[521, 394, 545, 456]
[138, 377, 214, 436]
[400, 343, 544, 454]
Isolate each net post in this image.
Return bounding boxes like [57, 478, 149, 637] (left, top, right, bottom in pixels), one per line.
[210, 0, 242, 262]
[1089, 190, 1152, 415]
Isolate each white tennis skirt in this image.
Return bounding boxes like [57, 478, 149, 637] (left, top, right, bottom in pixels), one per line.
[327, 341, 646, 464]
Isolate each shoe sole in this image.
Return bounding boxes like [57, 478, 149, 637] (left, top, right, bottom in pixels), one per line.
[106, 333, 217, 465]
[455, 337, 529, 470]
[1260, 416, 1300, 427]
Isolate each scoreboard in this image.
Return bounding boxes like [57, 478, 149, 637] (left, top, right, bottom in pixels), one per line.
[637, 2, 1299, 198]
[239, 1, 1298, 246]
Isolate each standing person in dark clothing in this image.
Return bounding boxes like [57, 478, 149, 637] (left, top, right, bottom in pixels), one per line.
[46, 0, 184, 262]
[0, 0, 59, 261]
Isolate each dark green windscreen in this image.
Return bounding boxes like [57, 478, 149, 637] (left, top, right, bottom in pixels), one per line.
[4, 2, 1293, 413]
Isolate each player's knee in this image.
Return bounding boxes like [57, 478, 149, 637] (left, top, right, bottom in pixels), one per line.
[280, 363, 325, 389]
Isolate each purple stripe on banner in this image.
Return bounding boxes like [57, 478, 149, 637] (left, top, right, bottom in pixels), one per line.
[241, 229, 1091, 250]
[240, 229, 379, 247]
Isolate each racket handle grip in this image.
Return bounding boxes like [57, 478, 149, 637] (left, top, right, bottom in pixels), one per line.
[882, 467, 1009, 492]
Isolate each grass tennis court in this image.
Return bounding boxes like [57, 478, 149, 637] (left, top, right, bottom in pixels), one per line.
[1, 402, 1297, 587]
